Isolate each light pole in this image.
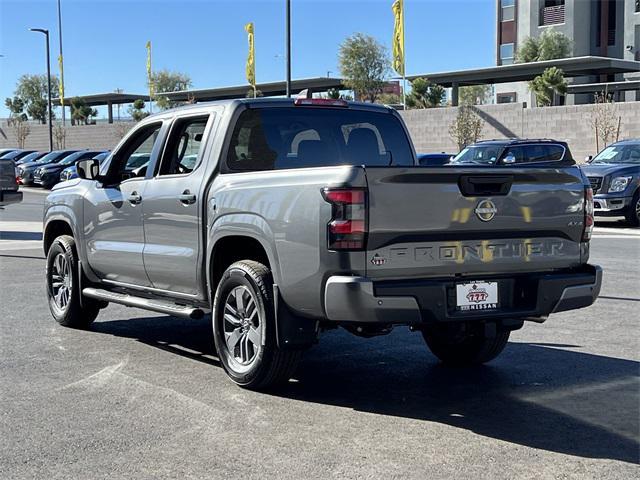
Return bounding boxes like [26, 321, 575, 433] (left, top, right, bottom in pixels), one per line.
[30, 28, 53, 151]
[285, 0, 291, 98]
[57, 0, 65, 126]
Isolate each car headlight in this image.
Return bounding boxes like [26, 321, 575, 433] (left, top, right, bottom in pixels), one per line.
[609, 176, 632, 193]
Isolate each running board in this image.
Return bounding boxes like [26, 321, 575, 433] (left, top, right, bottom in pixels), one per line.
[82, 287, 205, 320]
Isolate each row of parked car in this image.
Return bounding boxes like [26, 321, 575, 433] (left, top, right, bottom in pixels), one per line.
[0, 149, 110, 189]
[1, 136, 638, 226]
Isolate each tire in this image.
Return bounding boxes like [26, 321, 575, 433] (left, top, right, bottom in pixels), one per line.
[212, 260, 301, 390]
[625, 190, 640, 228]
[46, 235, 100, 328]
[421, 322, 509, 366]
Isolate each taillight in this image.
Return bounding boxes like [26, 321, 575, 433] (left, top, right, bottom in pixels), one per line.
[322, 187, 367, 250]
[583, 186, 594, 241]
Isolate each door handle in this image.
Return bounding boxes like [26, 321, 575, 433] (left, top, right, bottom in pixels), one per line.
[179, 190, 196, 205]
[128, 192, 142, 205]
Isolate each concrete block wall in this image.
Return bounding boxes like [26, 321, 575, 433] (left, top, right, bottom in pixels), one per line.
[0, 121, 133, 151]
[401, 101, 640, 161]
[2, 101, 639, 162]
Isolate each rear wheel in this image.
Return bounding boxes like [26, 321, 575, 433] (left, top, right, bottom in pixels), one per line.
[212, 260, 301, 390]
[421, 322, 509, 366]
[46, 235, 101, 328]
[625, 191, 640, 227]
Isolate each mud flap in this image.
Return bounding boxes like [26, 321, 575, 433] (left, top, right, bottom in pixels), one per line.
[273, 284, 319, 350]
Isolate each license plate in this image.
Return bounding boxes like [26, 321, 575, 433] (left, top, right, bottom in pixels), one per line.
[456, 281, 499, 311]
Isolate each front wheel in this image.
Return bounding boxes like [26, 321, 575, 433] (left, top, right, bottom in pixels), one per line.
[46, 235, 101, 328]
[212, 260, 301, 390]
[422, 322, 509, 366]
[625, 191, 640, 227]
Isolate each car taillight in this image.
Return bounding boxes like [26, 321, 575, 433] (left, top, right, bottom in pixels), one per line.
[322, 187, 367, 250]
[583, 186, 594, 241]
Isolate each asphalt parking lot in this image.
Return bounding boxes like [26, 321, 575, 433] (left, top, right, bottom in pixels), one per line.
[1, 188, 639, 479]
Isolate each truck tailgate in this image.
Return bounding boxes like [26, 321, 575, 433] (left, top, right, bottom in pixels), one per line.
[364, 166, 587, 279]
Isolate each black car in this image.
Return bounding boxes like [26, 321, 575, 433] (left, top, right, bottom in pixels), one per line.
[451, 139, 572, 166]
[17, 150, 79, 186]
[581, 139, 640, 227]
[417, 152, 455, 166]
[34, 150, 107, 188]
[0, 149, 38, 161]
[15, 151, 47, 165]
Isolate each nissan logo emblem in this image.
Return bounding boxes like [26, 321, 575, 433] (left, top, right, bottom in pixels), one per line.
[475, 199, 497, 222]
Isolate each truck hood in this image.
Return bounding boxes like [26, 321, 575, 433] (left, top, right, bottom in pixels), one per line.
[580, 163, 640, 178]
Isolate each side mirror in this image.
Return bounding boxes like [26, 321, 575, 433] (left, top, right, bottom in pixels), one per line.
[503, 153, 516, 164]
[76, 159, 100, 180]
[585, 155, 593, 163]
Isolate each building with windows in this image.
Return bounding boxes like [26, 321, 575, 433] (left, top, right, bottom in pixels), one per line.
[495, 0, 640, 104]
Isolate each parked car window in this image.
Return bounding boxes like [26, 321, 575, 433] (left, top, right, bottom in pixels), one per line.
[452, 145, 503, 165]
[158, 116, 209, 176]
[521, 144, 564, 163]
[591, 144, 640, 164]
[226, 107, 413, 171]
[501, 146, 524, 164]
[104, 123, 162, 182]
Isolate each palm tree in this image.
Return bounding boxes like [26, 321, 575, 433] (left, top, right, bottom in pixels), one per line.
[528, 67, 568, 107]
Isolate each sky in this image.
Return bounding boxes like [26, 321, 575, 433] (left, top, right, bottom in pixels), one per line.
[0, 0, 496, 119]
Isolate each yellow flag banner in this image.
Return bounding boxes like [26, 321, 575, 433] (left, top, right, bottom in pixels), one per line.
[57, 54, 65, 107]
[244, 22, 256, 88]
[392, 0, 405, 77]
[146, 41, 154, 97]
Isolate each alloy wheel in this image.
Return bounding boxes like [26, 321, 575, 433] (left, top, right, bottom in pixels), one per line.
[223, 286, 262, 367]
[50, 253, 71, 310]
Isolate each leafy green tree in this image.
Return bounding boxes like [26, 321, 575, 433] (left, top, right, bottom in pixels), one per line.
[528, 67, 568, 107]
[339, 33, 390, 103]
[538, 29, 572, 61]
[516, 28, 571, 63]
[459, 85, 492, 106]
[14, 74, 59, 124]
[150, 70, 192, 110]
[245, 89, 264, 98]
[516, 37, 540, 63]
[128, 99, 150, 122]
[4, 96, 28, 124]
[326, 88, 341, 99]
[406, 77, 445, 109]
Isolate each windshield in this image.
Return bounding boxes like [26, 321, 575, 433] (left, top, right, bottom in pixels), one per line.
[591, 144, 640, 164]
[19, 152, 41, 163]
[451, 145, 504, 165]
[35, 151, 68, 164]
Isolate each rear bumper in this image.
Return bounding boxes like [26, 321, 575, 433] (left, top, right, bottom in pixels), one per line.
[324, 265, 602, 324]
[0, 189, 23, 206]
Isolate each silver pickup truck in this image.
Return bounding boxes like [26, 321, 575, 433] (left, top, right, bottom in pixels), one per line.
[43, 98, 602, 389]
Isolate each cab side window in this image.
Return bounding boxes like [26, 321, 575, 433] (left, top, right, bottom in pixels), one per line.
[158, 116, 209, 176]
[106, 123, 162, 183]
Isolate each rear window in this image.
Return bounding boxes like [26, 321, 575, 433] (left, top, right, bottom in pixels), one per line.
[226, 107, 414, 171]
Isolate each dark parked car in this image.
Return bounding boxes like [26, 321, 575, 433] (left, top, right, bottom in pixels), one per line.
[35, 150, 107, 188]
[582, 139, 640, 227]
[451, 139, 572, 166]
[16, 151, 47, 165]
[0, 149, 38, 162]
[17, 150, 79, 185]
[60, 151, 110, 182]
[0, 148, 20, 159]
[417, 152, 455, 166]
[0, 157, 22, 207]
